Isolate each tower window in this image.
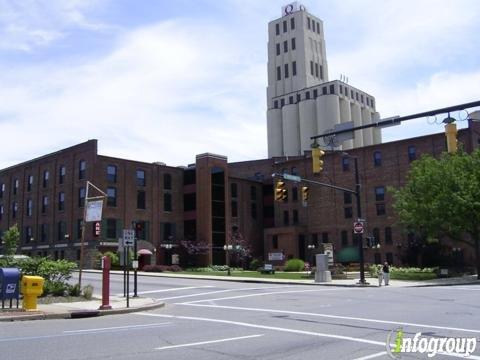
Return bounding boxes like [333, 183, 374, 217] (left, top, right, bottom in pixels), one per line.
[276, 43, 280, 56]
[292, 61, 297, 76]
[290, 17, 295, 30]
[307, 17, 311, 29]
[329, 84, 335, 94]
[283, 40, 288, 53]
[275, 23, 280, 35]
[291, 38, 296, 50]
[315, 63, 319, 77]
[276, 66, 281, 81]
[310, 61, 314, 75]
[280, 98, 285, 107]
[289, 96, 294, 104]
[284, 63, 289, 78]
[312, 21, 316, 33]
[305, 91, 310, 100]
[283, 20, 287, 33]
[274, 100, 278, 109]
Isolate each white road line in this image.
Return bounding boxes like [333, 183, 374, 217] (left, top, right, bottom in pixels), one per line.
[351, 351, 387, 360]
[177, 303, 480, 334]
[116, 285, 215, 296]
[64, 322, 171, 333]
[156, 285, 294, 301]
[155, 334, 264, 350]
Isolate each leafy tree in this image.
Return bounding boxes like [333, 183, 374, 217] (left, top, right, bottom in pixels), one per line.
[3, 224, 20, 256]
[391, 149, 480, 279]
[227, 230, 252, 268]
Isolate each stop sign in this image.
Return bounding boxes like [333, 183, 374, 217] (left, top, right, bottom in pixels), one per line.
[353, 222, 364, 234]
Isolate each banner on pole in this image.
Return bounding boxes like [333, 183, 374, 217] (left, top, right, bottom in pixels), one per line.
[85, 200, 104, 222]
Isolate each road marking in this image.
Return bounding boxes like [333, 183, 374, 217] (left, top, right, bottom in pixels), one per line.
[177, 303, 480, 334]
[64, 322, 171, 334]
[116, 285, 215, 296]
[155, 334, 264, 350]
[352, 351, 387, 360]
[185, 288, 347, 304]
[155, 285, 294, 301]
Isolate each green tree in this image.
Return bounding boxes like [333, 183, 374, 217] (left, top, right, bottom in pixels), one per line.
[391, 149, 480, 279]
[3, 224, 20, 256]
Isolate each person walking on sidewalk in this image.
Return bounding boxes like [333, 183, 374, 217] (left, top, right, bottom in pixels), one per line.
[377, 265, 383, 286]
[382, 262, 390, 286]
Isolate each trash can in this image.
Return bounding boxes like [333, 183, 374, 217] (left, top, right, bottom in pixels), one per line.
[21, 275, 44, 311]
[0, 268, 21, 309]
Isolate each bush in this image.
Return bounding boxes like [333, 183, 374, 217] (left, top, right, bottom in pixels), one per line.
[284, 258, 305, 272]
[142, 264, 183, 272]
[68, 283, 82, 297]
[369, 265, 438, 280]
[83, 285, 94, 300]
[249, 259, 263, 271]
[43, 281, 68, 296]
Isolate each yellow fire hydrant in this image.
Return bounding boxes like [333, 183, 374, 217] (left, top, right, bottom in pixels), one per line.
[21, 275, 44, 311]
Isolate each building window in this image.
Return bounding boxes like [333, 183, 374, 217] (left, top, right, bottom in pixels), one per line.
[386, 252, 393, 265]
[137, 190, 146, 209]
[107, 165, 117, 183]
[272, 235, 278, 249]
[284, 63, 289, 78]
[305, 91, 310, 100]
[307, 17, 311, 29]
[280, 98, 285, 107]
[107, 219, 117, 239]
[291, 37, 296, 50]
[283, 210, 289, 225]
[274, 100, 278, 109]
[296, 94, 301, 102]
[12, 202, 17, 218]
[164, 193, 172, 212]
[275, 23, 280, 35]
[375, 186, 385, 202]
[311, 233, 318, 247]
[57, 221, 66, 241]
[164, 173, 172, 190]
[27, 175, 33, 192]
[276, 43, 280, 55]
[0, 205, 3, 221]
[26, 199, 33, 216]
[283, 40, 288, 53]
[313, 89, 318, 98]
[312, 20, 316, 32]
[373, 151, 382, 167]
[250, 186, 257, 201]
[385, 227, 392, 245]
[289, 96, 294, 104]
[0, 183, 4, 198]
[251, 203, 257, 219]
[292, 187, 298, 202]
[322, 232, 329, 243]
[322, 86, 327, 95]
[231, 200, 238, 217]
[310, 61, 314, 75]
[373, 228, 380, 246]
[13, 178, 19, 194]
[79, 160, 86, 180]
[136, 170, 146, 186]
[79, 187, 86, 207]
[341, 230, 348, 246]
[41, 224, 48, 242]
[344, 207, 353, 219]
[376, 203, 386, 216]
[231, 183, 238, 198]
[292, 61, 297, 76]
[283, 20, 287, 33]
[344, 192, 352, 205]
[329, 85, 335, 94]
[315, 63, 319, 77]
[293, 209, 299, 224]
[277, 66, 281, 81]
[290, 17, 295, 30]
[408, 145, 417, 162]
[342, 157, 350, 171]
[58, 192, 65, 211]
[319, 65, 323, 80]
[59, 165, 66, 184]
[25, 226, 33, 243]
[42, 171, 49, 188]
[107, 187, 117, 207]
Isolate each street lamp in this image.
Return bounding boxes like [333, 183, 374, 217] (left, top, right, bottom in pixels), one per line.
[307, 244, 315, 272]
[223, 244, 233, 276]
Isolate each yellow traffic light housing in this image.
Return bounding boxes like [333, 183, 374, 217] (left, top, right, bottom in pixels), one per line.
[445, 122, 458, 153]
[301, 186, 309, 201]
[312, 147, 325, 173]
[274, 180, 288, 202]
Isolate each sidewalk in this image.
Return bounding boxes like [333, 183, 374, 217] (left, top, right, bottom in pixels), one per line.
[0, 295, 164, 322]
[1, 272, 477, 322]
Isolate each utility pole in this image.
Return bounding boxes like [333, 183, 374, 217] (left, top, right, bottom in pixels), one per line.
[354, 157, 366, 284]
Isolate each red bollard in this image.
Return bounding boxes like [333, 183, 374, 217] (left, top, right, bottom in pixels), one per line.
[99, 256, 112, 310]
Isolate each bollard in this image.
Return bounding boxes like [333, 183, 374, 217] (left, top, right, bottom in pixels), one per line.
[99, 256, 112, 310]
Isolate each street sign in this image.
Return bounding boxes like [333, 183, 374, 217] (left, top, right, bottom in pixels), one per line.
[353, 222, 364, 234]
[283, 174, 301, 182]
[123, 229, 135, 247]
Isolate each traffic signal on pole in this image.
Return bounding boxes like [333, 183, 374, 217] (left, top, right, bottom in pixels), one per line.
[133, 221, 144, 239]
[275, 180, 288, 202]
[445, 122, 458, 153]
[301, 186, 309, 201]
[312, 147, 326, 173]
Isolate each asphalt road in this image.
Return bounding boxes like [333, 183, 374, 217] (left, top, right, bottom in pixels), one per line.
[1, 273, 479, 360]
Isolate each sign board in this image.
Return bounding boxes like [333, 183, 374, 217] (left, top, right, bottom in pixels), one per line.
[85, 200, 103, 222]
[132, 260, 139, 269]
[353, 222, 364, 234]
[123, 229, 135, 247]
[268, 252, 285, 261]
[283, 174, 301, 182]
[172, 254, 179, 265]
[282, 2, 306, 17]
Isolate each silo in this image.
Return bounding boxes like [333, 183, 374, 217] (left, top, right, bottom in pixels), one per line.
[351, 103, 363, 148]
[299, 99, 317, 154]
[372, 112, 382, 144]
[339, 98, 353, 150]
[316, 95, 340, 147]
[361, 108, 373, 146]
[267, 108, 284, 157]
[282, 104, 300, 156]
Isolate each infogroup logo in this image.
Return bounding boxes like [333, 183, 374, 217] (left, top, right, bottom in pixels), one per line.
[386, 328, 477, 358]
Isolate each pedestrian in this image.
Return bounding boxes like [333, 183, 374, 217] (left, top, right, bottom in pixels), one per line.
[382, 261, 390, 286]
[377, 265, 383, 286]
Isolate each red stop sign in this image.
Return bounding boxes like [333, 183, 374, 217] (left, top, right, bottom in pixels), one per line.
[353, 222, 364, 234]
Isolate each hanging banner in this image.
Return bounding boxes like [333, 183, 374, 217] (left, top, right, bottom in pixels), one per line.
[85, 200, 103, 222]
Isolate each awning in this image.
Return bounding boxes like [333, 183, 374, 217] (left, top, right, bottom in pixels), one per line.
[336, 247, 359, 263]
[137, 249, 153, 255]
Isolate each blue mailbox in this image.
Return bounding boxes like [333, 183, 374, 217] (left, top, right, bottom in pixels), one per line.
[0, 268, 20, 309]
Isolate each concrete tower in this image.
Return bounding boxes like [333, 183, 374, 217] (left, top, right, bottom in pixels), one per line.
[266, 2, 382, 157]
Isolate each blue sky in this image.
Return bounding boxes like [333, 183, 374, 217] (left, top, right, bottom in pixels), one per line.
[1, 0, 479, 168]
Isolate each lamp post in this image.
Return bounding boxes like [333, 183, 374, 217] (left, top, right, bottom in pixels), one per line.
[307, 244, 315, 271]
[223, 244, 233, 275]
[353, 156, 367, 285]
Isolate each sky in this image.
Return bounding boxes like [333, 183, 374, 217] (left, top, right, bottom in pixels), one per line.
[1, 0, 479, 169]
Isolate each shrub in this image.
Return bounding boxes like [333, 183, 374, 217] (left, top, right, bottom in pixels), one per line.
[284, 258, 305, 272]
[249, 258, 262, 271]
[83, 285, 94, 300]
[68, 283, 82, 297]
[142, 264, 183, 272]
[43, 281, 68, 296]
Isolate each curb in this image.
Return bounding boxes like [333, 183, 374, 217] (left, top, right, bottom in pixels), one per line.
[0, 300, 165, 322]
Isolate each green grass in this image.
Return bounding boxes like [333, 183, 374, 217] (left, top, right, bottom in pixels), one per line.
[180, 270, 313, 280]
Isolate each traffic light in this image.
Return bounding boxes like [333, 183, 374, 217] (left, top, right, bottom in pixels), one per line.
[133, 221, 144, 239]
[312, 147, 326, 173]
[301, 186, 309, 201]
[445, 122, 458, 153]
[274, 180, 288, 202]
